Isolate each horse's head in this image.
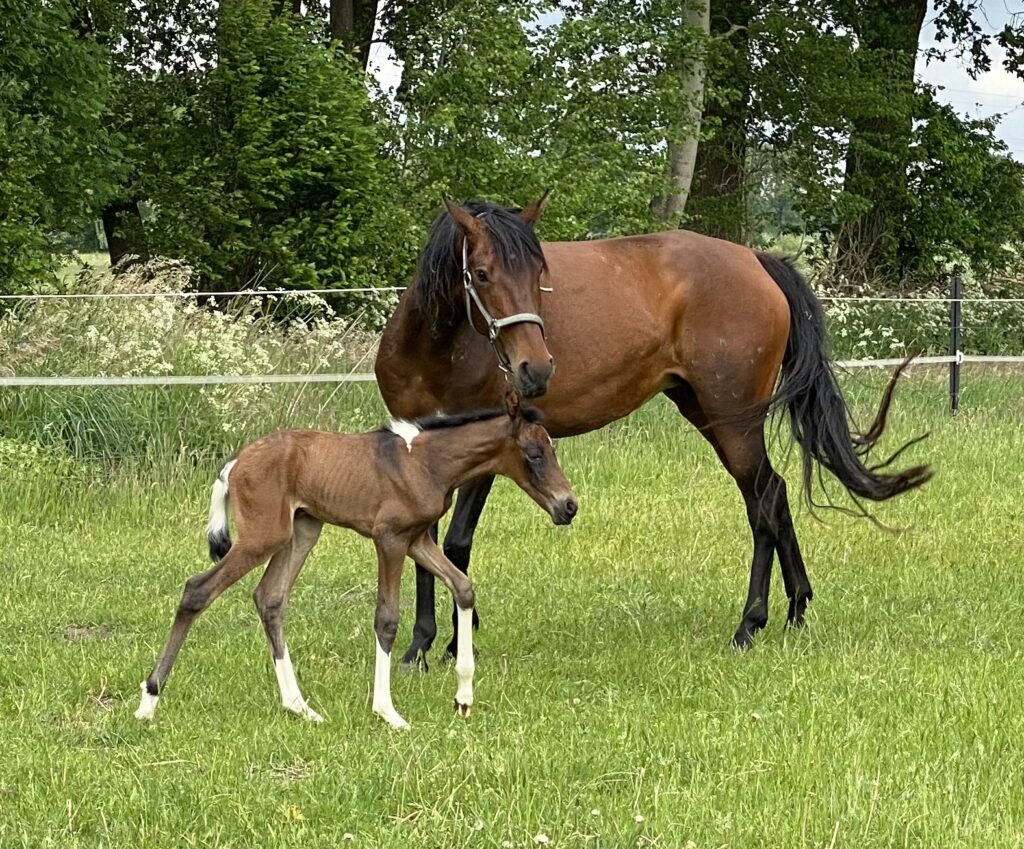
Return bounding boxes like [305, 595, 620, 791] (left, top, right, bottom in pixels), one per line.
[441, 194, 554, 398]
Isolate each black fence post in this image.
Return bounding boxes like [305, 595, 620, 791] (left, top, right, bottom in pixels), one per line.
[949, 273, 962, 416]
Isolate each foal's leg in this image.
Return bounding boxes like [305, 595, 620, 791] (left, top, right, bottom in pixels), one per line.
[401, 523, 438, 670]
[372, 536, 410, 730]
[401, 475, 493, 668]
[253, 514, 324, 721]
[409, 534, 476, 716]
[135, 540, 282, 719]
[441, 475, 493, 659]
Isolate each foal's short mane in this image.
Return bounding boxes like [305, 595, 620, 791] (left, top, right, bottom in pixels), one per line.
[379, 406, 543, 436]
[412, 200, 547, 326]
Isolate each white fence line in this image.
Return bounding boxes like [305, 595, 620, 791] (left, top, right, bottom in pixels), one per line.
[1, 355, 1022, 388]
[0, 287, 406, 301]
[1, 287, 1023, 304]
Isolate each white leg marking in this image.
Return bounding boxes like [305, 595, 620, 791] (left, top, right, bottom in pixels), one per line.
[455, 606, 475, 716]
[372, 637, 409, 730]
[134, 682, 159, 720]
[274, 645, 322, 722]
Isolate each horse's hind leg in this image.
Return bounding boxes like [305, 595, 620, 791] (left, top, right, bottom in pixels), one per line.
[666, 385, 809, 647]
[772, 482, 813, 628]
[135, 541, 279, 719]
[253, 514, 324, 721]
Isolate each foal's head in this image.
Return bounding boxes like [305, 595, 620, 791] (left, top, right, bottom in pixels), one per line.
[415, 194, 554, 398]
[498, 392, 577, 525]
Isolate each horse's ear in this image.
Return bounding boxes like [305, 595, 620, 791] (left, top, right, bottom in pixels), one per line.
[442, 195, 485, 242]
[519, 189, 550, 227]
[504, 389, 522, 421]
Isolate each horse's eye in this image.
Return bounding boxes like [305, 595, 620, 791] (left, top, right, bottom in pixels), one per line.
[475, 268, 488, 283]
[526, 448, 543, 464]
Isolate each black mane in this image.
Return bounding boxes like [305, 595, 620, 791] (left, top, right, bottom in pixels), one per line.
[378, 405, 544, 435]
[412, 200, 546, 325]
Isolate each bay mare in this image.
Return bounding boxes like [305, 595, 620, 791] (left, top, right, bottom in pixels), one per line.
[374, 196, 932, 665]
[135, 394, 577, 729]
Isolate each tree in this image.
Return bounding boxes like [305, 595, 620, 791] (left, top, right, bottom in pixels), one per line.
[688, 0, 753, 242]
[0, 0, 116, 292]
[650, 0, 711, 222]
[833, 0, 928, 281]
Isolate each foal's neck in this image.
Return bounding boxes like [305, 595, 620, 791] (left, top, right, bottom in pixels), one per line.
[419, 418, 508, 491]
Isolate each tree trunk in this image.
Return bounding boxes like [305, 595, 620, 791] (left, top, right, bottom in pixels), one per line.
[101, 201, 147, 269]
[652, 0, 711, 222]
[835, 0, 928, 282]
[689, 0, 752, 242]
[330, 0, 377, 70]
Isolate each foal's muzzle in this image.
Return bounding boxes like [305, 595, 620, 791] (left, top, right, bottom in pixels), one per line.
[551, 495, 578, 526]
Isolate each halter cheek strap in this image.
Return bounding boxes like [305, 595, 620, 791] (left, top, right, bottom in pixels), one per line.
[462, 237, 545, 374]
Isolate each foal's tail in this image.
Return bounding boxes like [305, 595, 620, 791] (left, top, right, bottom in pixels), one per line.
[206, 459, 236, 562]
[756, 253, 933, 507]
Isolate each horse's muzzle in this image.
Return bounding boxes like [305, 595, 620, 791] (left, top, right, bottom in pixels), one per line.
[516, 359, 554, 398]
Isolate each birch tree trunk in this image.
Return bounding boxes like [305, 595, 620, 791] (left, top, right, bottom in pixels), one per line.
[652, 0, 711, 222]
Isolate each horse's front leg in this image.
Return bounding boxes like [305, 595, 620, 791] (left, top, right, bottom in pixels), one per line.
[442, 475, 494, 659]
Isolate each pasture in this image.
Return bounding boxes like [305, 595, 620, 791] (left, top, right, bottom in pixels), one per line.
[1, 371, 1023, 848]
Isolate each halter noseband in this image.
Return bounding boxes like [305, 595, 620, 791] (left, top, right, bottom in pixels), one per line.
[462, 235, 545, 374]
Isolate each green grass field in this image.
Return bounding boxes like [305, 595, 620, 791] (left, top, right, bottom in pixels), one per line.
[2, 371, 1023, 848]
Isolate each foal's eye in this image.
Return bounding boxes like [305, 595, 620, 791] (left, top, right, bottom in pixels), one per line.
[475, 268, 488, 283]
[526, 448, 543, 465]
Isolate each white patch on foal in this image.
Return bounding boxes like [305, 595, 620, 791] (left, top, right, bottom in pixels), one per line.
[387, 419, 420, 452]
[454, 606, 475, 716]
[206, 458, 236, 539]
[372, 637, 409, 730]
[274, 645, 322, 722]
[134, 682, 159, 720]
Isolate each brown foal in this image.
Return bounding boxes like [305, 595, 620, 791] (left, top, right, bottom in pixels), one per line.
[135, 394, 577, 729]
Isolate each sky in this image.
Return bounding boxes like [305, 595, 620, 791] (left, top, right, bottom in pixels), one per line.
[368, 3, 1024, 162]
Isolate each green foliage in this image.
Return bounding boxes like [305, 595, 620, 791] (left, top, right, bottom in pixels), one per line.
[130, 2, 417, 306]
[900, 99, 1024, 278]
[0, 0, 116, 293]
[385, 0, 691, 239]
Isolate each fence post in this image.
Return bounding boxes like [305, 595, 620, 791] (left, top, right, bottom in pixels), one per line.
[949, 272, 962, 416]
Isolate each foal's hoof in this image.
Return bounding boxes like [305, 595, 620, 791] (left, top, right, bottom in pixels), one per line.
[454, 700, 472, 718]
[731, 628, 757, 652]
[374, 708, 411, 731]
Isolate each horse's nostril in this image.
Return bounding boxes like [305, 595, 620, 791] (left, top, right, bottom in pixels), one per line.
[564, 498, 578, 517]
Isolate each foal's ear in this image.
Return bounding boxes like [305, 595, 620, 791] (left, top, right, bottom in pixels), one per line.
[442, 196, 486, 243]
[519, 189, 550, 227]
[504, 389, 522, 421]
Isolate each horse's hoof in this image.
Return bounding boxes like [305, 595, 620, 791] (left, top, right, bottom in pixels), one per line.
[454, 700, 472, 718]
[731, 629, 756, 651]
[399, 652, 429, 674]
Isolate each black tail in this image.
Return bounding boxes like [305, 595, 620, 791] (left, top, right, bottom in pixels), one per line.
[207, 527, 232, 563]
[757, 253, 933, 507]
